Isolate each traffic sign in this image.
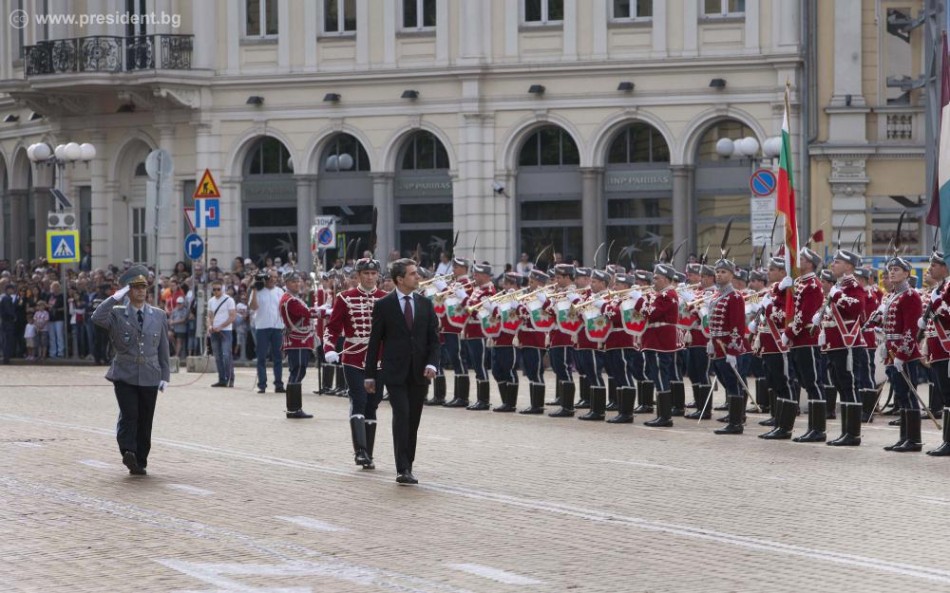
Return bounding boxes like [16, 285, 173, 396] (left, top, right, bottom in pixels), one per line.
[193, 169, 221, 198]
[184, 233, 204, 260]
[750, 168, 777, 197]
[47, 230, 80, 263]
[145, 148, 174, 180]
[311, 216, 337, 250]
[194, 198, 220, 229]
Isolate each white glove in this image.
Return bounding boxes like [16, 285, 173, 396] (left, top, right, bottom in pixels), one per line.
[455, 288, 467, 300]
[932, 289, 941, 301]
[748, 321, 758, 333]
[567, 291, 579, 303]
[829, 286, 841, 298]
[726, 354, 737, 367]
[593, 298, 605, 309]
[778, 276, 793, 290]
[112, 285, 130, 300]
[894, 358, 904, 373]
[629, 290, 643, 303]
[877, 304, 886, 316]
[158, 380, 168, 392]
[918, 317, 926, 330]
[706, 341, 714, 355]
[700, 307, 709, 318]
[817, 331, 826, 346]
[811, 313, 822, 326]
[680, 291, 695, 303]
[536, 292, 548, 305]
[760, 296, 772, 309]
[780, 333, 790, 347]
[434, 280, 448, 291]
[745, 304, 756, 316]
[325, 350, 340, 364]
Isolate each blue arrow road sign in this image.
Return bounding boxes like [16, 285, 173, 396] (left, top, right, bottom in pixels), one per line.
[184, 233, 204, 260]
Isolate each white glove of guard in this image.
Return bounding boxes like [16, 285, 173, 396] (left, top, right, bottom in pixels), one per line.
[434, 280, 448, 291]
[567, 291, 579, 303]
[760, 296, 772, 309]
[455, 288, 468, 300]
[748, 321, 758, 333]
[593, 298, 605, 309]
[811, 313, 822, 326]
[877, 304, 886, 316]
[829, 286, 841, 298]
[158, 380, 168, 392]
[700, 307, 709, 318]
[932, 289, 941, 301]
[536, 292, 548, 305]
[726, 354, 737, 367]
[778, 276, 793, 290]
[706, 341, 714, 355]
[780, 333, 790, 347]
[680, 291, 695, 303]
[918, 317, 927, 330]
[325, 350, 340, 364]
[894, 358, 904, 373]
[112, 285, 130, 300]
[629, 290, 643, 303]
[817, 331, 826, 347]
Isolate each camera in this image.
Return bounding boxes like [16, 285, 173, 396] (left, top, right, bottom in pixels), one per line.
[253, 272, 268, 291]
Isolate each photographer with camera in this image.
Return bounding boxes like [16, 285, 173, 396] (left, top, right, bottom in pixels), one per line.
[248, 269, 285, 394]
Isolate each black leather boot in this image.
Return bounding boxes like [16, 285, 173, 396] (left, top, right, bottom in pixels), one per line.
[333, 364, 348, 396]
[579, 386, 606, 421]
[891, 409, 923, 452]
[350, 416, 370, 466]
[546, 379, 562, 406]
[883, 409, 907, 451]
[670, 381, 686, 416]
[685, 384, 711, 419]
[575, 376, 591, 409]
[607, 386, 635, 423]
[759, 389, 778, 426]
[860, 388, 877, 423]
[363, 421, 376, 469]
[549, 381, 576, 417]
[426, 374, 447, 405]
[317, 364, 335, 394]
[520, 382, 546, 414]
[285, 384, 313, 419]
[493, 383, 514, 412]
[827, 402, 862, 446]
[605, 380, 619, 412]
[926, 408, 950, 456]
[714, 387, 730, 411]
[793, 399, 827, 442]
[760, 398, 795, 439]
[824, 385, 838, 419]
[644, 391, 674, 427]
[714, 395, 744, 434]
[444, 375, 470, 408]
[467, 380, 491, 410]
[750, 377, 769, 414]
[633, 380, 655, 414]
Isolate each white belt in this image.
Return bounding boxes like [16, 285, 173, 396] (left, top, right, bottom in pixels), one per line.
[345, 337, 369, 345]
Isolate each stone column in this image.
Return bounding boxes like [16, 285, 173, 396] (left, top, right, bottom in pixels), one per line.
[7, 190, 28, 261]
[828, 156, 871, 253]
[34, 187, 51, 259]
[580, 167, 604, 267]
[191, 0, 216, 69]
[370, 173, 394, 260]
[295, 175, 317, 273]
[106, 181, 123, 265]
[671, 165, 692, 270]
[87, 132, 108, 269]
[155, 123, 178, 274]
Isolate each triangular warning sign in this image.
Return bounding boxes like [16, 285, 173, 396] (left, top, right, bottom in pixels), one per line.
[53, 238, 74, 258]
[193, 169, 221, 198]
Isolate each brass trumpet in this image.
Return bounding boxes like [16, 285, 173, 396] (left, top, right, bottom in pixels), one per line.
[418, 273, 455, 288]
[466, 287, 530, 312]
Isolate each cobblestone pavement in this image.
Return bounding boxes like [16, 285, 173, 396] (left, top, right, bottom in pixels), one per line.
[2, 365, 950, 593]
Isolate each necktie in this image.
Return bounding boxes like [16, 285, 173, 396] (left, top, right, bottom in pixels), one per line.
[137, 309, 144, 330]
[403, 295, 413, 329]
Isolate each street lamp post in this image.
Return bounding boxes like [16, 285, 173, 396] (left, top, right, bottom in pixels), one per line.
[28, 141, 96, 360]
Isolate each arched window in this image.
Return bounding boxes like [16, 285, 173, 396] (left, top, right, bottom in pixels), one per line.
[400, 131, 450, 170]
[518, 126, 579, 167]
[322, 134, 371, 172]
[607, 122, 670, 164]
[246, 137, 294, 175]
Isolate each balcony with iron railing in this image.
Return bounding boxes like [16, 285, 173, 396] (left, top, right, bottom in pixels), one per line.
[24, 34, 193, 76]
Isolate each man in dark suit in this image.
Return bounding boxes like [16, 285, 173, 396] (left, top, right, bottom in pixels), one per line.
[365, 258, 440, 485]
[1, 283, 17, 363]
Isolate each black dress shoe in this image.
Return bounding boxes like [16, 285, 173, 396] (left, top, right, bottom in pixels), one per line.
[574, 399, 591, 410]
[889, 418, 901, 426]
[792, 430, 826, 443]
[123, 451, 146, 475]
[362, 458, 376, 470]
[286, 409, 313, 419]
[466, 400, 490, 411]
[355, 450, 370, 466]
[396, 472, 418, 484]
[275, 386, 286, 393]
[257, 388, 266, 394]
[210, 382, 227, 387]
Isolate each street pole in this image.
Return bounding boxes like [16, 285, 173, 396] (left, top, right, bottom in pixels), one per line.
[56, 162, 70, 360]
[152, 151, 164, 307]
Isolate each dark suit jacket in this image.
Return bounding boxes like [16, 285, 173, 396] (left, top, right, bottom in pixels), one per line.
[365, 290, 440, 386]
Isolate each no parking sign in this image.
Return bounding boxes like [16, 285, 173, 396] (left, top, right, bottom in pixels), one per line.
[311, 216, 337, 252]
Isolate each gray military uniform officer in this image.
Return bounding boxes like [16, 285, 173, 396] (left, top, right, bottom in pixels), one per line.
[92, 264, 170, 476]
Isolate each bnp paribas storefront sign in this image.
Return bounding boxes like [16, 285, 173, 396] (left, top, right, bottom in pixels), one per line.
[604, 170, 672, 193]
[394, 177, 452, 198]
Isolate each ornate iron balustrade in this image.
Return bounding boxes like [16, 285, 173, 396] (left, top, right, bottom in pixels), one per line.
[25, 34, 193, 75]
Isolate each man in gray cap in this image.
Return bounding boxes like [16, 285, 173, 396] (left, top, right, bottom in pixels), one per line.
[92, 265, 170, 476]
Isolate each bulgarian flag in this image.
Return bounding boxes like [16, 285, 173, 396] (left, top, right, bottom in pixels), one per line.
[777, 83, 799, 321]
[926, 32, 950, 256]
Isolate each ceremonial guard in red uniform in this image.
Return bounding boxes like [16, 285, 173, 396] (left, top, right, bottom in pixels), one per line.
[630, 263, 680, 427]
[324, 258, 387, 469]
[438, 258, 473, 407]
[280, 272, 319, 419]
[309, 276, 334, 395]
[925, 252, 950, 456]
[855, 266, 882, 396]
[780, 248, 826, 417]
[602, 273, 638, 423]
[814, 250, 867, 446]
[684, 264, 715, 419]
[489, 272, 523, 412]
[457, 263, 496, 410]
[546, 264, 582, 417]
[573, 269, 610, 420]
[920, 252, 949, 419]
[707, 258, 750, 435]
[517, 269, 551, 414]
[880, 256, 925, 452]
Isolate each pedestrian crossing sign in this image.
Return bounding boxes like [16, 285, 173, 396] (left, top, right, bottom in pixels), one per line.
[47, 230, 80, 263]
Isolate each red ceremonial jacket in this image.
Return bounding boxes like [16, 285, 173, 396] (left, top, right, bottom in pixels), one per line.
[862, 284, 882, 349]
[439, 275, 472, 334]
[883, 283, 922, 363]
[928, 280, 950, 362]
[757, 283, 789, 354]
[634, 286, 679, 352]
[784, 273, 822, 348]
[461, 281, 497, 339]
[546, 286, 584, 348]
[687, 287, 713, 348]
[576, 290, 608, 350]
[307, 287, 328, 347]
[819, 275, 866, 351]
[279, 292, 317, 351]
[602, 297, 636, 351]
[516, 301, 548, 349]
[323, 285, 387, 369]
[708, 287, 748, 359]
